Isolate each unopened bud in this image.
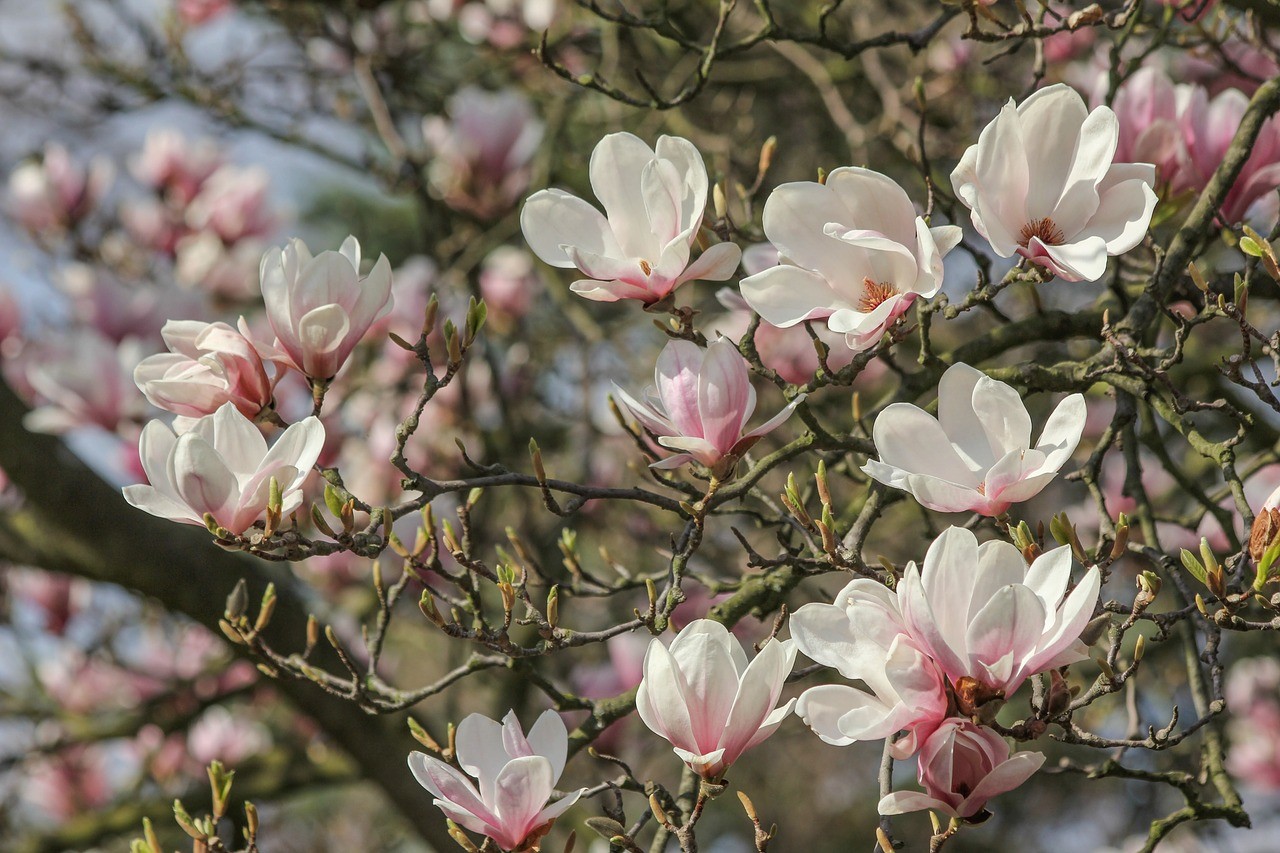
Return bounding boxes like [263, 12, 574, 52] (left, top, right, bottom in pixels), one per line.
[1251, 508, 1280, 562]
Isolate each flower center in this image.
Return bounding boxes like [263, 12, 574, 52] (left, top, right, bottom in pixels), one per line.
[1018, 217, 1065, 247]
[638, 259, 653, 276]
[858, 278, 900, 312]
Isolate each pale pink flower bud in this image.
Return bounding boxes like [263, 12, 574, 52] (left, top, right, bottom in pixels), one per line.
[408, 710, 585, 852]
[1111, 67, 1184, 184]
[951, 83, 1158, 282]
[898, 526, 1101, 699]
[131, 129, 222, 207]
[185, 165, 275, 243]
[863, 363, 1085, 516]
[134, 319, 275, 419]
[122, 402, 324, 534]
[259, 236, 394, 379]
[522, 132, 741, 305]
[637, 620, 796, 780]
[790, 579, 950, 759]
[7, 144, 112, 235]
[711, 287, 854, 386]
[613, 338, 804, 476]
[424, 86, 544, 219]
[740, 167, 961, 353]
[878, 720, 1046, 819]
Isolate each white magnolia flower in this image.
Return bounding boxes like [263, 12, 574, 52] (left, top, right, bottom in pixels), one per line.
[951, 83, 1158, 282]
[740, 167, 961, 352]
[408, 710, 584, 852]
[636, 619, 796, 779]
[122, 402, 323, 535]
[521, 132, 741, 304]
[862, 363, 1085, 516]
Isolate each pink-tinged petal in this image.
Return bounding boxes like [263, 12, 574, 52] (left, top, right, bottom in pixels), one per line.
[741, 698, 796, 753]
[877, 791, 953, 817]
[717, 638, 795, 763]
[500, 709, 534, 759]
[675, 242, 742, 285]
[869, 403, 980, 487]
[929, 224, 964, 257]
[122, 485, 200, 524]
[824, 166, 919, 247]
[590, 132, 660, 260]
[696, 338, 754, 452]
[672, 746, 727, 778]
[636, 639, 698, 752]
[937, 363, 998, 470]
[900, 562, 969, 681]
[970, 372, 1032, 460]
[564, 246, 648, 284]
[654, 134, 710, 236]
[982, 448, 1044, 498]
[988, 470, 1058, 506]
[348, 252, 395, 330]
[666, 623, 742, 752]
[258, 417, 324, 489]
[795, 684, 878, 746]
[1033, 393, 1086, 474]
[919, 527, 983, 648]
[1022, 544, 1073, 609]
[760, 181, 856, 283]
[961, 751, 1046, 815]
[655, 340, 706, 439]
[612, 384, 675, 437]
[965, 584, 1048, 692]
[524, 711, 568, 782]
[295, 304, 351, 377]
[407, 752, 497, 826]
[894, 474, 989, 514]
[533, 788, 584, 826]
[970, 100, 1031, 251]
[1028, 567, 1101, 673]
[649, 451, 696, 470]
[1036, 235, 1109, 283]
[568, 278, 661, 303]
[520, 189, 619, 268]
[170, 435, 239, 528]
[492, 755, 554, 842]
[1079, 177, 1157, 255]
[454, 713, 510, 803]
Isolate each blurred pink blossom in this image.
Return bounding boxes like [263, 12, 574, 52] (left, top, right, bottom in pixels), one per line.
[185, 165, 275, 243]
[188, 705, 271, 767]
[0, 282, 20, 342]
[131, 129, 221, 207]
[7, 143, 112, 236]
[1172, 86, 1280, 223]
[25, 745, 117, 822]
[1226, 657, 1280, 789]
[20, 332, 148, 435]
[177, 0, 233, 27]
[174, 232, 265, 301]
[1109, 67, 1183, 185]
[478, 245, 539, 329]
[4, 569, 86, 635]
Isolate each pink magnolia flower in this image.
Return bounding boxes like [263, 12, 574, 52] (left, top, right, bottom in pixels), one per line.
[424, 86, 544, 219]
[898, 526, 1101, 699]
[863, 362, 1085, 516]
[613, 338, 804, 476]
[26, 745, 117, 822]
[185, 165, 275, 243]
[177, 0, 233, 26]
[4, 569, 86, 635]
[1110, 67, 1184, 185]
[1043, 23, 1095, 65]
[740, 167, 961, 353]
[259, 236, 394, 380]
[636, 619, 796, 780]
[1226, 658, 1280, 790]
[131, 129, 221, 207]
[878, 720, 1046, 819]
[175, 232, 265, 300]
[1173, 86, 1280, 224]
[21, 332, 148, 435]
[479, 246, 539, 329]
[408, 710, 585, 852]
[521, 132, 741, 305]
[951, 83, 1158, 282]
[790, 578, 950, 759]
[7, 143, 112, 235]
[57, 264, 183, 344]
[134, 319, 275, 419]
[187, 706, 271, 767]
[123, 402, 324, 535]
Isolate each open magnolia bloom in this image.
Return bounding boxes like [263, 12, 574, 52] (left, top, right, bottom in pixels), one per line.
[862, 362, 1085, 516]
[409, 710, 584, 852]
[878, 720, 1046, 819]
[520, 132, 741, 305]
[898, 526, 1101, 703]
[636, 619, 797, 780]
[790, 579, 950, 759]
[133, 319, 275, 420]
[951, 83, 1158, 282]
[260, 235, 394, 381]
[122, 402, 323, 535]
[739, 167, 961, 352]
[613, 338, 804, 477]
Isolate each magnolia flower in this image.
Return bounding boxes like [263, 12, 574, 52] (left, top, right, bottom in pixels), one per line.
[863, 362, 1085, 516]
[790, 579, 950, 759]
[131, 129, 221, 207]
[1110, 67, 1184, 184]
[21, 333, 148, 435]
[1173, 85, 1280, 224]
[636, 620, 796, 780]
[259, 236, 394, 380]
[134, 319, 275, 419]
[185, 165, 275, 243]
[613, 338, 803, 476]
[424, 86, 544, 219]
[951, 83, 1158, 282]
[175, 232, 265, 300]
[740, 168, 961, 353]
[8, 143, 112, 235]
[521, 133, 740, 304]
[408, 710, 584, 851]
[878, 720, 1046, 819]
[479, 246, 539, 329]
[898, 526, 1101, 701]
[122, 402, 323, 535]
